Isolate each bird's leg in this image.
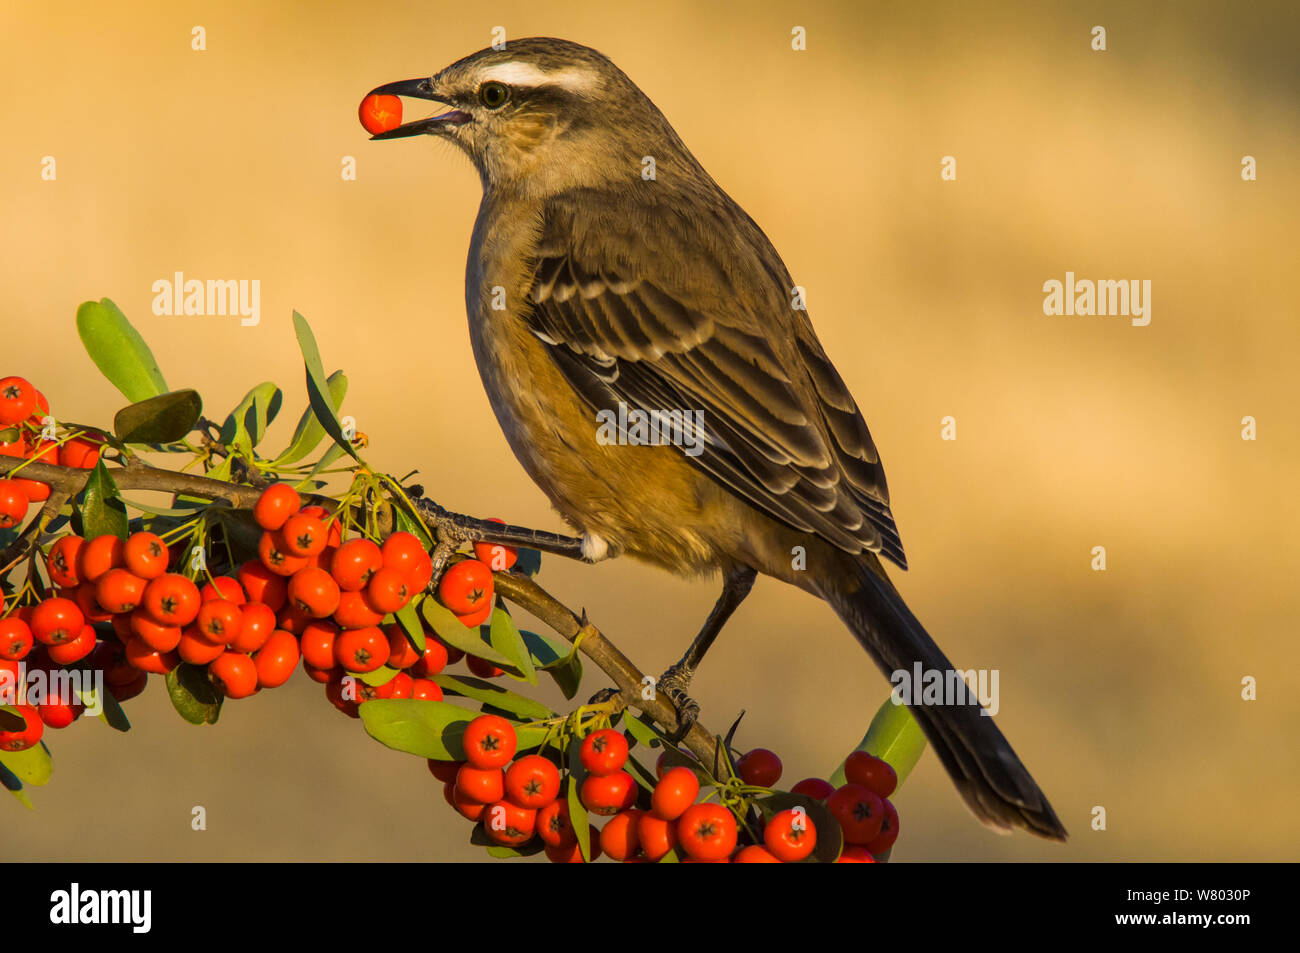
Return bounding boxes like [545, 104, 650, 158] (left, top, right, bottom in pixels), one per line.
[658, 566, 757, 738]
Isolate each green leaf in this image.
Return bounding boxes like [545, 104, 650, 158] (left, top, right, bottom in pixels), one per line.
[354, 665, 401, 687]
[755, 791, 843, 864]
[419, 599, 511, 665]
[394, 600, 426, 652]
[113, 389, 203, 444]
[117, 498, 210, 518]
[567, 739, 592, 862]
[80, 461, 129, 541]
[829, 694, 928, 790]
[0, 759, 24, 791]
[291, 312, 358, 461]
[76, 298, 168, 402]
[488, 606, 536, 685]
[431, 674, 554, 721]
[394, 508, 433, 550]
[0, 760, 34, 809]
[622, 711, 660, 749]
[359, 699, 546, 760]
[72, 672, 131, 732]
[218, 381, 283, 451]
[164, 663, 222, 725]
[274, 370, 348, 465]
[521, 630, 582, 700]
[0, 737, 53, 786]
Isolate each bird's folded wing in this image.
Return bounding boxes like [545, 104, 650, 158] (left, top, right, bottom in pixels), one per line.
[525, 199, 906, 568]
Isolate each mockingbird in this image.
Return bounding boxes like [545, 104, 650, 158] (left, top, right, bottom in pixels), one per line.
[367, 37, 1066, 840]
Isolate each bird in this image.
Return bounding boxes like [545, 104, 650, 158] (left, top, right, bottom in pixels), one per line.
[366, 37, 1066, 840]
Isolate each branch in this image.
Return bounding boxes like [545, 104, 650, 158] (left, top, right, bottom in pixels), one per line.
[0, 455, 729, 775]
[493, 572, 726, 774]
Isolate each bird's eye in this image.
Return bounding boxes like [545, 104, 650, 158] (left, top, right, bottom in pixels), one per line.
[478, 81, 510, 109]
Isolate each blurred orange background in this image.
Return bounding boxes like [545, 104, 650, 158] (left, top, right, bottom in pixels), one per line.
[1, 0, 1297, 861]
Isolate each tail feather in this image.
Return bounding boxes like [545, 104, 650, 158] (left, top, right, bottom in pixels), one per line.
[819, 557, 1067, 841]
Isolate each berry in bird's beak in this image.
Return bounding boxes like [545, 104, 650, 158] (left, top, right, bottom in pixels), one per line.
[358, 94, 403, 135]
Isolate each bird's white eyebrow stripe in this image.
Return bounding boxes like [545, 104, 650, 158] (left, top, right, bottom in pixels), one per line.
[479, 62, 597, 93]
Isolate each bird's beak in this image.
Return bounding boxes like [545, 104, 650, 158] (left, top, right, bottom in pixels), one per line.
[364, 76, 471, 139]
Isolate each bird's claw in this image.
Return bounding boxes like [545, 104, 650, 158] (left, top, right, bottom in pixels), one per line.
[657, 663, 701, 741]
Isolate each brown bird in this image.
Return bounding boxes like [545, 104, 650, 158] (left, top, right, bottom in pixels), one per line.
[368, 37, 1066, 839]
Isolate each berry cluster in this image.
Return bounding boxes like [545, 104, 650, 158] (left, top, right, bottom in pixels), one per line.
[0, 480, 523, 748]
[0, 375, 103, 529]
[426, 714, 902, 863]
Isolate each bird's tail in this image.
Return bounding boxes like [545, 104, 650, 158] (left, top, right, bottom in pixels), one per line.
[816, 556, 1067, 840]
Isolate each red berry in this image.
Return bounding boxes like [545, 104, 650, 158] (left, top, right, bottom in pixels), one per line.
[281, 513, 328, 557]
[482, 799, 537, 846]
[651, 766, 700, 820]
[47, 536, 85, 588]
[473, 520, 518, 571]
[0, 480, 29, 529]
[330, 538, 382, 591]
[504, 754, 561, 809]
[358, 94, 403, 136]
[864, 798, 899, 854]
[455, 763, 505, 804]
[0, 377, 37, 426]
[437, 560, 493, 615]
[836, 845, 878, 863]
[209, 651, 258, 699]
[0, 617, 34, 661]
[142, 573, 201, 627]
[253, 483, 301, 531]
[580, 770, 636, 816]
[844, 751, 898, 799]
[29, 597, 85, 645]
[599, 809, 643, 861]
[252, 628, 299, 688]
[763, 807, 817, 862]
[677, 803, 737, 862]
[790, 777, 836, 801]
[733, 845, 782, 863]
[736, 747, 783, 787]
[123, 532, 169, 580]
[537, 799, 577, 848]
[333, 626, 388, 673]
[0, 704, 43, 751]
[826, 783, 885, 846]
[461, 714, 517, 769]
[46, 623, 96, 664]
[579, 728, 629, 776]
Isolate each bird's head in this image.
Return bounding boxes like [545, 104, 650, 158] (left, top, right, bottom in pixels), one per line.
[366, 38, 687, 197]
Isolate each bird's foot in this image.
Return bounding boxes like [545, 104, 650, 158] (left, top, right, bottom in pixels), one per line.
[425, 517, 472, 592]
[656, 663, 701, 741]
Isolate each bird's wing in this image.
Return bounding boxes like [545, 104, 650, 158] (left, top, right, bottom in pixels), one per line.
[524, 194, 906, 567]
